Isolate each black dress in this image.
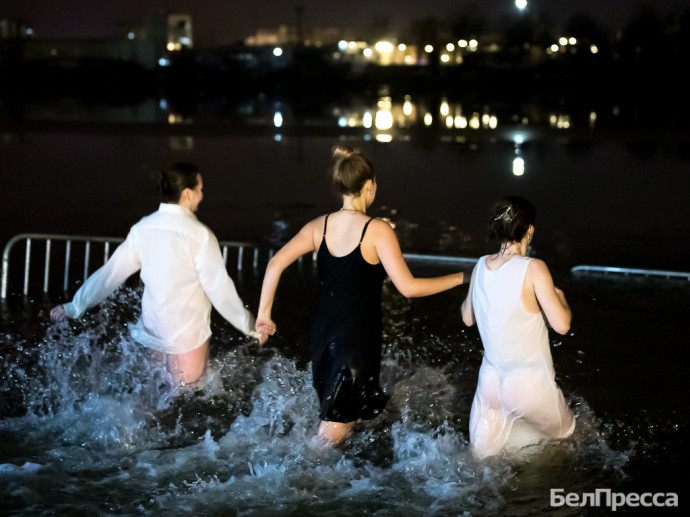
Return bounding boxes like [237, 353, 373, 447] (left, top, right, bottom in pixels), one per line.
[311, 214, 389, 423]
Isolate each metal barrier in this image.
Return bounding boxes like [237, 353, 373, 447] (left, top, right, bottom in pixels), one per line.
[570, 265, 690, 281]
[1, 233, 262, 299]
[402, 253, 478, 267]
[6, 233, 686, 299]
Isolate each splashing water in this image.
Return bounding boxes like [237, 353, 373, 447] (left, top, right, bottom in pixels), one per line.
[0, 287, 633, 516]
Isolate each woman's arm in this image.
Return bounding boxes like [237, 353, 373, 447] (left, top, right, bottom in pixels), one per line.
[529, 258, 572, 335]
[196, 230, 264, 342]
[373, 220, 465, 298]
[256, 219, 319, 338]
[52, 234, 141, 321]
[460, 266, 476, 326]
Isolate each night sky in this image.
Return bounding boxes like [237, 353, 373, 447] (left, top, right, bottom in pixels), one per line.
[1, 0, 687, 45]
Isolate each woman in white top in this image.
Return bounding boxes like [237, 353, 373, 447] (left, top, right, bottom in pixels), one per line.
[461, 196, 575, 460]
[50, 162, 266, 385]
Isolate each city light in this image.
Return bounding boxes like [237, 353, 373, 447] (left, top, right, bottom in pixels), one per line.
[512, 156, 525, 176]
[403, 97, 413, 117]
[374, 41, 394, 53]
[273, 111, 283, 128]
[375, 109, 393, 130]
[440, 99, 450, 117]
[2, 3, 672, 139]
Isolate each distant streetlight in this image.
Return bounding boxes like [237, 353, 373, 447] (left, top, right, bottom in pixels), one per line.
[515, 0, 527, 12]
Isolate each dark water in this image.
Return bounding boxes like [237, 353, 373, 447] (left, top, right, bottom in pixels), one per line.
[1, 119, 689, 515]
[2, 124, 689, 271]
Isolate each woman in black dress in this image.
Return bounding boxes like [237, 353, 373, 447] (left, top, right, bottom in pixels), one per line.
[256, 145, 468, 444]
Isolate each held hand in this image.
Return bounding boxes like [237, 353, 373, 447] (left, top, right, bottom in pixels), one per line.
[255, 318, 277, 347]
[50, 305, 67, 322]
[255, 318, 276, 335]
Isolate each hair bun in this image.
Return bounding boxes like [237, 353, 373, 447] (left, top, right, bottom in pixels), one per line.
[332, 144, 354, 161]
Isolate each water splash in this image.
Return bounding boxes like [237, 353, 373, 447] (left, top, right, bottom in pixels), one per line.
[0, 288, 633, 516]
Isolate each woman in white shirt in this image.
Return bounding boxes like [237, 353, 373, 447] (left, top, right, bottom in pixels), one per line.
[461, 196, 575, 459]
[50, 162, 266, 385]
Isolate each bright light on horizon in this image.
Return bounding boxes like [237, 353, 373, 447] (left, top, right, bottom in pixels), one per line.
[374, 40, 394, 53]
[273, 111, 283, 127]
[512, 156, 525, 176]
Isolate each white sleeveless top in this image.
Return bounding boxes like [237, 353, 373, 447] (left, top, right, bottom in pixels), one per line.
[470, 255, 555, 374]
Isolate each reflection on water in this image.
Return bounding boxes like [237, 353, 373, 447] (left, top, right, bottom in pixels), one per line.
[3, 267, 687, 516]
[15, 92, 624, 137]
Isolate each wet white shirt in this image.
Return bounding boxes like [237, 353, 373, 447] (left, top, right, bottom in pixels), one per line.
[64, 203, 259, 354]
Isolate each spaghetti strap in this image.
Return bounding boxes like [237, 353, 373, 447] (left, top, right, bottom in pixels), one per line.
[359, 217, 375, 243]
[323, 214, 330, 236]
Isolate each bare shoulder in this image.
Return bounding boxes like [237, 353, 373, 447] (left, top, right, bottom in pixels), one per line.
[364, 218, 397, 245]
[527, 257, 555, 283]
[307, 213, 327, 227]
[528, 257, 549, 271]
[368, 217, 396, 234]
[301, 213, 329, 245]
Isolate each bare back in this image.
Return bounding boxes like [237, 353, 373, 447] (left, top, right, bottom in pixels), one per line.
[312, 211, 381, 265]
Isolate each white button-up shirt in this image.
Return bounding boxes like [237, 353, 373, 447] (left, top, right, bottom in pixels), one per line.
[64, 203, 258, 354]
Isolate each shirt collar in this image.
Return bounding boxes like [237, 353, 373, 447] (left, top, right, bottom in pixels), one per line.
[158, 202, 196, 218]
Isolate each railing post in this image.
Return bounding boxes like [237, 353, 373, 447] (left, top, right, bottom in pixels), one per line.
[83, 241, 91, 281]
[43, 239, 52, 293]
[237, 247, 244, 272]
[23, 238, 31, 296]
[64, 240, 71, 292]
[0, 255, 6, 298]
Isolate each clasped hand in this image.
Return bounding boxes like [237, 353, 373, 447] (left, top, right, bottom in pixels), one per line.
[255, 318, 276, 346]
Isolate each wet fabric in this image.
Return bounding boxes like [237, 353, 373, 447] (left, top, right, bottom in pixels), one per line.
[469, 255, 575, 459]
[63, 203, 258, 354]
[311, 215, 389, 423]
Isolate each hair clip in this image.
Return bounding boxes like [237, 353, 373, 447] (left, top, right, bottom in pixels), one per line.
[493, 206, 513, 223]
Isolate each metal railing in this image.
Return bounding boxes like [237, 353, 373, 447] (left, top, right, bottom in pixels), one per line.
[402, 253, 478, 267]
[5, 233, 687, 300]
[1, 233, 263, 299]
[570, 265, 690, 281]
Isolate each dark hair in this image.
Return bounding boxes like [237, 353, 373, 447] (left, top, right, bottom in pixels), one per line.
[330, 145, 375, 197]
[488, 196, 536, 242]
[155, 161, 200, 202]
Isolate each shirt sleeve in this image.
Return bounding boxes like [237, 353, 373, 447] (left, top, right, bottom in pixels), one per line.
[194, 230, 259, 339]
[63, 233, 141, 319]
